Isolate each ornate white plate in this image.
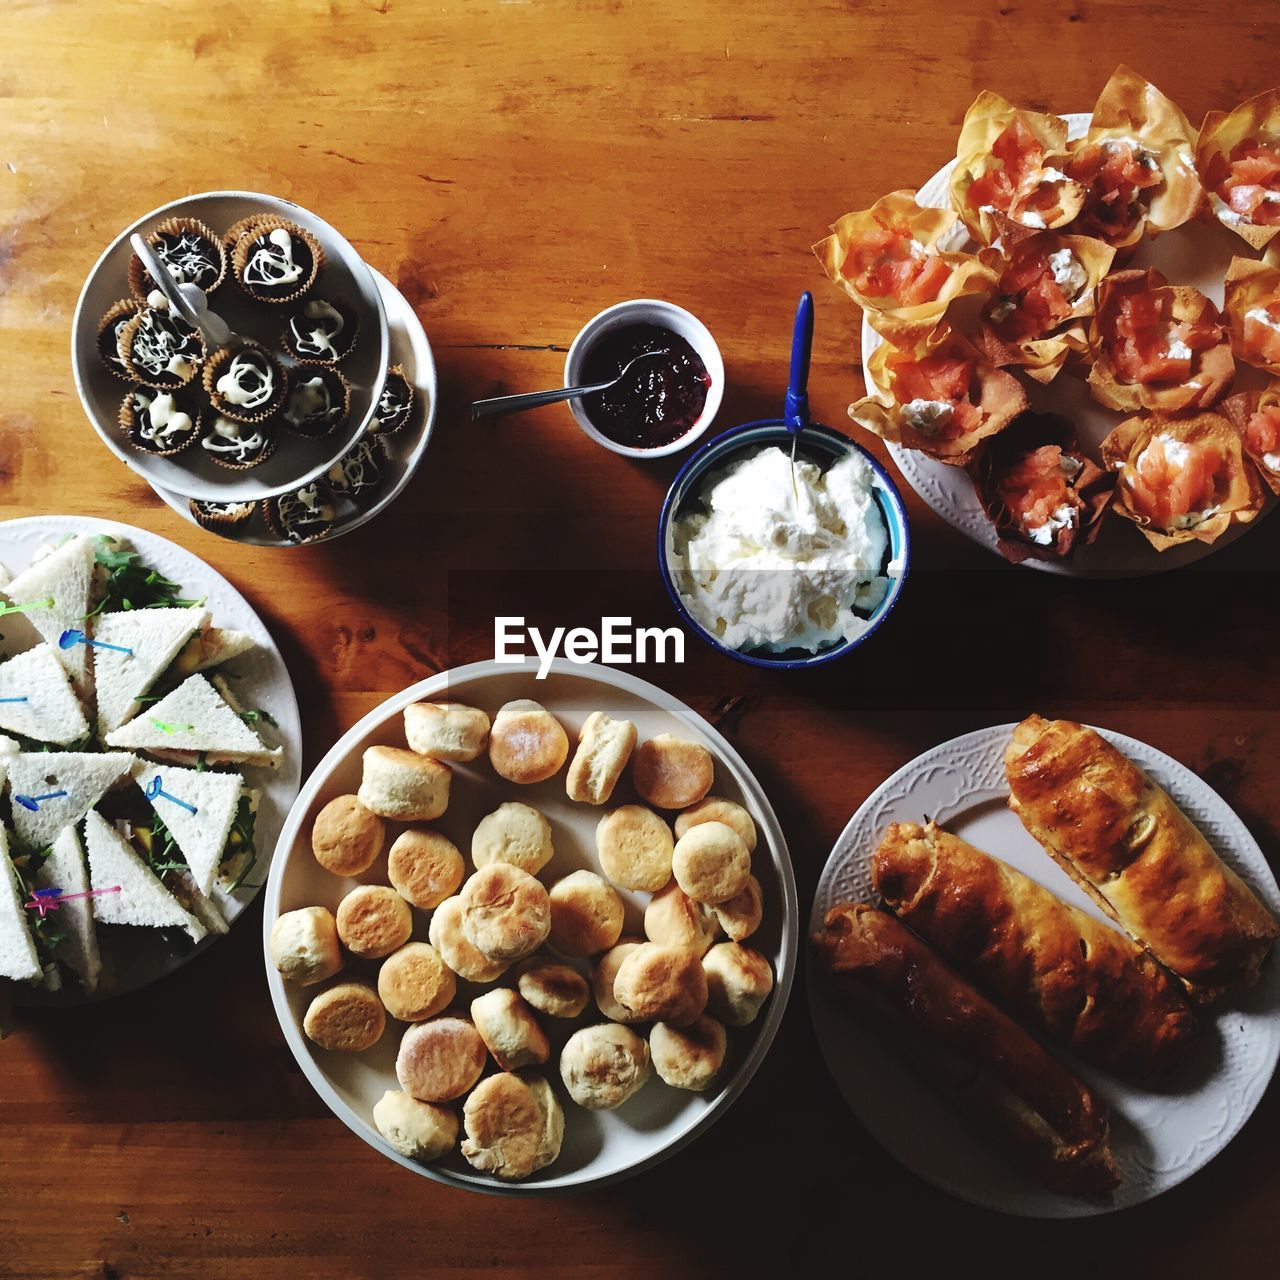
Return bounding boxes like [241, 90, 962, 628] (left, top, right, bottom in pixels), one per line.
[808, 723, 1280, 1217]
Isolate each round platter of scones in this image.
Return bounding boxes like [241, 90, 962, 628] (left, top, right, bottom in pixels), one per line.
[265, 660, 797, 1191]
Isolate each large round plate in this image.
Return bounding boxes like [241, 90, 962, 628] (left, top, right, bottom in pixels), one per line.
[265, 659, 798, 1194]
[71, 190, 390, 504]
[151, 269, 437, 547]
[861, 113, 1275, 576]
[0, 515, 302, 1001]
[809, 723, 1280, 1217]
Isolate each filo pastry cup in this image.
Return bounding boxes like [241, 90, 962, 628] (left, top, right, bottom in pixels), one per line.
[814, 190, 999, 345]
[1222, 255, 1280, 375]
[1100, 410, 1264, 550]
[1222, 384, 1280, 495]
[1196, 88, 1280, 249]
[851, 324, 1028, 467]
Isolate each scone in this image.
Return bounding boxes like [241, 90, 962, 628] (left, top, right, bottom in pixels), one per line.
[336, 884, 413, 959]
[517, 956, 591, 1018]
[488, 699, 569, 784]
[471, 802, 554, 876]
[644, 881, 719, 957]
[388, 829, 464, 909]
[613, 943, 708, 1026]
[548, 870, 624, 957]
[461, 1071, 562, 1179]
[396, 1016, 487, 1102]
[595, 805, 674, 892]
[404, 701, 490, 762]
[671, 821, 750, 905]
[703, 942, 773, 1027]
[372, 1090, 459, 1162]
[713, 874, 763, 942]
[559, 1024, 651, 1110]
[592, 939, 644, 1023]
[428, 895, 509, 983]
[631, 734, 714, 810]
[650, 1015, 726, 1091]
[303, 982, 386, 1052]
[377, 941, 457, 1022]
[460, 864, 551, 962]
[358, 745, 451, 821]
[311, 794, 384, 876]
[270, 905, 343, 985]
[470, 988, 551, 1070]
[675, 796, 758, 853]
[565, 711, 637, 805]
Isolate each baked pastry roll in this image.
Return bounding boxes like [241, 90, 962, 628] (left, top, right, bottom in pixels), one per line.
[872, 821, 1194, 1078]
[1223, 255, 1280, 375]
[850, 324, 1028, 466]
[949, 93, 1085, 247]
[1005, 716, 1279, 1004]
[1087, 268, 1234, 413]
[1222, 384, 1280, 494]
[1064, 66, 1203, 250]
[813, 903, 1118, 1195]
[1196, 88, 1280, 249]
[1100, 411, 1263, 550]
[814, 190, 999, 343]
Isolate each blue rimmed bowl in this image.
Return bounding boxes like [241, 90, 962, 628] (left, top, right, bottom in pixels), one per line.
[658, 422, 910, 669]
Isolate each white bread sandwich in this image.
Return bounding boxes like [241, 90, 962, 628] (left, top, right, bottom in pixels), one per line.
[0, 827, 41, 984]
[6, 751, 135, 851]
[0, 644, 90, 745]
[35, 824, 101, 993]
[173, 627, 256, 677]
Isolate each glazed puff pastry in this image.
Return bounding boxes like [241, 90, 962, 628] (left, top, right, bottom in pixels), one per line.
[1004, 716, 1278, 1004]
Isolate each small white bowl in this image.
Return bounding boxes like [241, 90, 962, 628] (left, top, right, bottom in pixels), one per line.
[563, 299, 724, 458]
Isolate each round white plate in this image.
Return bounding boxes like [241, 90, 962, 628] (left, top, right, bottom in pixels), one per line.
[71, 190, 390, 504]
[265, 659, 798, 1194]
[808, 723, 1280, 1217]
[151, 269, 437, 547]
[861, 112, 1275, 576]
[0, 515, 302, 1002]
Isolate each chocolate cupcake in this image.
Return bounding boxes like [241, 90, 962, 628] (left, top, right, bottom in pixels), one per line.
[368, 365, 414, 436]
[262, 480, 337, 544]
[327, 435, 387, 502]
[222, 213, 272, 255]
[281, 364, 349, 437]
[232, 217, 323, 304]
[199, 410, 276, 471]
[129, 216, 226, 297]
[282, 297, 358, 363]
[189, 499, 256, 534]
[118, 299, 204, 388]
[118, 386, 200, 457]
[96, 298, 144, 381]
[203, 345, 286, 424]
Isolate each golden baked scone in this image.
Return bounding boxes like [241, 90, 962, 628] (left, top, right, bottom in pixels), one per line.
[471, 802, 554, 876]
[358, 745, 451, 822]
[303, 982, 386, 1052]
[1005, 715, 1279, 1004]
[566, 712, 637, 805]
[377, 941, 457, 1022]
[560, 1024, 651, 1110]
[650, 1015, 726, 1091]
[613, 943, 708, 1026]
[372, 1090, 459, 1162]
[396, 1016, 487, 1102]
[675, 796, 758, 852]
[311, 795, 385, 876]
[703, 942, 773, 1027]
[592, 939, 644, 1022]
[270, 906, 343, 985]
[489, 699, 569, 785]
[595, 804, 674, 892]
[873, 819, 1195, 1077]
[713, 875, 763, 942]
[644, 881, 719, 957]
[404, 701, 490, 762]
[672, 822, 751, 905]
[632, 734, 715, 810]
[548, 870, 625, 957]
[460, 864, 552, 962]
[461, 1071, 563, 1178]
[428, 895, 509, 983]
[471, 988, 551, 1070]
[387, 829, 464, 910]
[517, 956, 591, 1017]
[336, 884, 413, 960]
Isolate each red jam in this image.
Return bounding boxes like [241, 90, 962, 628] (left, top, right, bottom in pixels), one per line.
[581, 323, 712, 448]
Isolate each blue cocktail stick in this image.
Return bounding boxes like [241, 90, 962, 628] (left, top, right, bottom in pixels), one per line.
[145, 774, 198, 816]
[58, 628, 134, 656]
[14, 789, 69, 812]
[0, 696, 29, 703]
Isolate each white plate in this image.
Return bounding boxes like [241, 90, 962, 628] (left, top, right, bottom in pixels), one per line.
[71, 190, 390, 504]
[264, 659, 798, 1194]
[808, 723, 1280, 1217]
[861, 113, 1275, 576]
[151, 269, 437, 547]
[0, 515, 302, 1002]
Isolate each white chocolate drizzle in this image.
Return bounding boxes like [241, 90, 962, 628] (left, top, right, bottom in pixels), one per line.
[215, 351, 276, 409]
[284, 375, 342, 432]
[152, 229, 220, 288]
[128, 307, 201, 382]
[275, 483, 335, 541]
[130, 389, 194, 449]
[288, 300, 346, 359]
[244, 227, 306, 289]
[201, 415, 269, 465]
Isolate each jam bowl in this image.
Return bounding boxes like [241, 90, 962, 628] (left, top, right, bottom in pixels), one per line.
[564, 299, 724, 458]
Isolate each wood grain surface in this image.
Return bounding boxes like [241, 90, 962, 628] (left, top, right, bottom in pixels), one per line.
[2, 1, 1279, 1276]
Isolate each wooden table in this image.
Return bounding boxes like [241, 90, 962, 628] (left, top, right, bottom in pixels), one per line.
[2, 1, 1278, 1275]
